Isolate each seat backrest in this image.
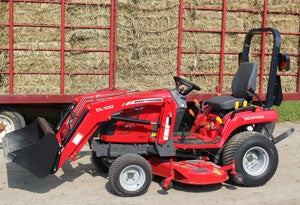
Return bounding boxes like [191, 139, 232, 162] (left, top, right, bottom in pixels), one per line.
[231, 62, 258, 99]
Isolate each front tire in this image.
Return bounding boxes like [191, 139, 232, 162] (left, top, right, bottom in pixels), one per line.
[108, 153, 152, 197]
[222, 131, 278, 187]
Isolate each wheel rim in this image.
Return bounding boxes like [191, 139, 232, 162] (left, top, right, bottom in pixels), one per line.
[0, 115, 15, 142]
[119, 165, 146, 192]
[242, 146, 269, 176]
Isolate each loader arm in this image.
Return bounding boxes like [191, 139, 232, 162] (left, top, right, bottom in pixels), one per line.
[55, 89, 179, 169]
[3, 87, 184, 178]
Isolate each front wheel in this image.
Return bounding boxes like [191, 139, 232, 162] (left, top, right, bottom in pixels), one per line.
[222, 131, 278, 187]
[108, 153, 152, 197]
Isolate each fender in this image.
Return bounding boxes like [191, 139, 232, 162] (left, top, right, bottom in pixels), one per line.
[219, 107, 278, 145]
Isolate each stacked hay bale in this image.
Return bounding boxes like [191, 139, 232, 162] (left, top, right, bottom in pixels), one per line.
[0, 2, 10, 94]
[64, 2, 111, 94]
[4, 2, 61, 94]
[0, 0, 111, 94]
[0, 0, 299, 95]
[116, 0, 179, 90]
[182, 0, 299, 93]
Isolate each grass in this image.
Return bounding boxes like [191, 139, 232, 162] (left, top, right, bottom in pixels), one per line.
[274, 100, 300, 122]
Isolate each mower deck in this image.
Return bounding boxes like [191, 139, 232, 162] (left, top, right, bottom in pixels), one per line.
[149, 158, 233, 186]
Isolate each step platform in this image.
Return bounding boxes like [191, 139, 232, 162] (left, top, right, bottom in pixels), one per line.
[173, 132, 218, 148]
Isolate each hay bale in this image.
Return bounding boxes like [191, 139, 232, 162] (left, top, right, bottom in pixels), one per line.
[0, 27, 9, 48]
[65, 52, 109, 73]
[183, 10, 222, 30]
[267, 14, 299, 33]
[181, 54, 220, 73]
[227, 0, 264, 10]
[65, 4, 110, 27]
[223, 76, 234, 93]
[67, 0, 111, 3]
[191, 75, 219, 93]
[225, 33, 246, 52]
[280, 76, 297, 92]
[65, 29, 109, 49]
[0, 50, 9, 72]
[224, 54, 240, 73]
[226, 12, 263, 31]
[116, 49, 177, 90]
[14, 3, 61, 25]
[0, 49, 9, 94]
[0, 74, 9, 94]
[64, 74, 108, 94]
[182, 32, 221, 52]
[0, 50, 9, 94]
[116, 0, 179, 90]
[14, 51, 60, 73]
[183, 0, 223, 8]
[14, 27, 61, 49]
[13, 74, 60, 94]
[268, 0, 300, 12]
[0, 2, 9, 23]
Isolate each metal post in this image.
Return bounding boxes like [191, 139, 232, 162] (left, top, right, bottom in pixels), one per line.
[9, 0, 14, 94]
[60, 0, 66, 94]
[258, 0, 269, 95]
[218, 0, 227, 94]
[177, 0, 183, 76]
[109, 0, 117, 89]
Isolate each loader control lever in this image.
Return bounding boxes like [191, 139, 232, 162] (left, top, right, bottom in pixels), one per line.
[173, 76, 201, 96]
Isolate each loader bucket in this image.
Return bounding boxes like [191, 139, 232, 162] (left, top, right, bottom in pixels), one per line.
[3, 117, 59, 178]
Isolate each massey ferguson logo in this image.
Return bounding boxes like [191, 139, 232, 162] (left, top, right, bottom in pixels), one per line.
[122, 98, 163, 107]
[243, 115, 265, 121]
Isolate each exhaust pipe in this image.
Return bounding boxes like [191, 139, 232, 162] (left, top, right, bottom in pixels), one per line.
[3, 117, 59, 178]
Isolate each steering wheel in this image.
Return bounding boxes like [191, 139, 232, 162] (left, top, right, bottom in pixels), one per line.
[173, 76, 201, 96]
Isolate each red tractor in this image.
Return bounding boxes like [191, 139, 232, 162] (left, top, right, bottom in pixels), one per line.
[3, 28, 294, 197]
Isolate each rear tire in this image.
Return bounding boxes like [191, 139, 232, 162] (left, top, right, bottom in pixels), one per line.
[108, 153, 152, 197]
[222, 131, 278, 187]
[0, 109, 24, 148]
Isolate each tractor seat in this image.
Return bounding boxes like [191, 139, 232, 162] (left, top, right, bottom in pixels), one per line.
[204, 62, 258, 110]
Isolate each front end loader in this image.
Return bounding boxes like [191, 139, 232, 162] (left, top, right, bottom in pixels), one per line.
[3, 28, 294, 197]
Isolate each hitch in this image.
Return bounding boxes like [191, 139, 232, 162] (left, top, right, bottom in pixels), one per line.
[272, 127, 295, 144]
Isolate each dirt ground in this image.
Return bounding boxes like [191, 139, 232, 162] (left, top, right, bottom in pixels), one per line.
[0, 122, 299, 205]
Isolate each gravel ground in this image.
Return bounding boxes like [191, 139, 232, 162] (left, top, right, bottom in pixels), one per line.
[0, 122, 299, 205]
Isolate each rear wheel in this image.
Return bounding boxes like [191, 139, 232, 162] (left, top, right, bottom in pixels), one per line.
[0, 109, 25, 148]
[108, 153, 152, 197]
[222, 131, 278, 187]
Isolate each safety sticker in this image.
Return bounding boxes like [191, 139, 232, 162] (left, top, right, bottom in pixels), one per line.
[72, 132, 84, 145]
